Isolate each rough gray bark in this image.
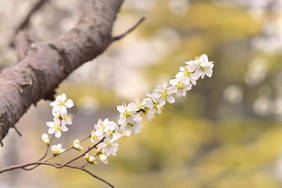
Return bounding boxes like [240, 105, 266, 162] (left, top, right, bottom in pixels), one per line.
[0, 0, 124, 144]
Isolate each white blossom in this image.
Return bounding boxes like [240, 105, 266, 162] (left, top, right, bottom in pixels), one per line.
[134, 98, 146, 110]
[41, 133, 50, 145]
[176, 66, 197, 85]
[97, 138, 119, 156]
[47, 118, 68, 138]
[117, 103, 138, 125]
[84, 153, 96, 165]
[170, 77, 192, 97]
[73, 139, 83, 151]
[152, 84, 177, 104]
[99, 154, 108, 164]
[145, 96, 165, 114]
[192, 54, 214, 79]
[90, 119, 118, 144]
[120, 114, 143, 136]
[51, 144, 65, 156]
[50, 93, 74, 114]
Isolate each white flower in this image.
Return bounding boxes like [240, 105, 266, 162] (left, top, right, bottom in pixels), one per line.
[52, 110, 73, 126]
[51, 144, 65, 156]
[97, 138, 119, 156]
[176, 66, 197, 85]
[170, 77, 192, 97]
[193, 54, 214, 79]
[47, 118, 68, 138]
[120, 114, 143, 136]
[134, 98, 146, 110]
[90, 130, 104, 144]
[152, 84, 177, 104]
[84, 153, 96, 165]
[145, 97, 165, 114]
[61, 113, 73, 126]
[73, 139, 83, 151]
[41, 133, 50, 145]
[99, 154, 108, 164]
[50, 93, 74, 114]
[185, 59, 199, 72]
[117, 103, 138, 125]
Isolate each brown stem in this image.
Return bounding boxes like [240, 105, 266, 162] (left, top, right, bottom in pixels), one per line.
[0, 161, 115, 188]
[112, 17, 145, 41]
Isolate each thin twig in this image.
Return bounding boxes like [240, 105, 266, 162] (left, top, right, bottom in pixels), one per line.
[13, 126, 22, 137]
[55, 138, 104, 168]
[112, 17, 145, 41]
[39, 134, 54, 161]
[0, 161, 115, 188]
[44, 135, 90, 162]
[81, 161, 88, 168]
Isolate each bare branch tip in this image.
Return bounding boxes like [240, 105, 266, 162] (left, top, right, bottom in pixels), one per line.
[13, 126, 22, 137]
[112, 16, 146, 41]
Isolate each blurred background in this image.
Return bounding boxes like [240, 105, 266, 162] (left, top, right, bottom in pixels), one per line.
[1, 0, 282, 187]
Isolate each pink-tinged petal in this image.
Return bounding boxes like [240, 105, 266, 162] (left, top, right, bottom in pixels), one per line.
[175, 90, 182, 97]
[159, 98, 166, 105]
[65, 99, 74, 108]
[175, 72, 184, 79]
[61, 93, 67, 102]
[182, 76, 190, 84]
[191, 78, 197, 85]
[170, 79, 178, 86]
[180, 90, 186, 97]
[60, 125, 68, 132]
[152, 92, 161, 99]
[47, 122, 54, 128]
[155, 85, 166, 93]
[199, 54, 208, 62]
[148, 108, 156, 115]
[183, 84, 192, 91]
[133, 114, 142, 122]
[127, 103, 137, 111]
[145, 101, 154, 108]
[118, 116, 126, 125]
[50, 101, 58, 107]
[117, 105, 125, 113]
[55, 131, 61, 138]
[167, 86, 177, 94]
[48, 128, 55, 134]
[205, 68, 213, 77]
[167, 95, 175, 103]
[159, 99, 166, 106]
[60, 106, 67, 114]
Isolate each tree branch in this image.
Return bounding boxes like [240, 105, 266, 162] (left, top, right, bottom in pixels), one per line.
[0, 161, 115, 188]
[10, 0, 48, 47]
[0, 0, 127, 144]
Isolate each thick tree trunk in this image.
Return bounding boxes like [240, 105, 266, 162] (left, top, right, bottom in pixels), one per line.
[0, 0, 124, 144]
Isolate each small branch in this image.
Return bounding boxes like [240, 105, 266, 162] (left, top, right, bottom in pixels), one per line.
[39, 134, 54, 161]
[112, 17, 145, 41]
[0, 161, 115, 188]
[10, 0, 49, 47]
[13, 126, 22, 137]
[55, 137, 104, 169]
[71, 166, 115, 188]
[81, 161, 88, 168]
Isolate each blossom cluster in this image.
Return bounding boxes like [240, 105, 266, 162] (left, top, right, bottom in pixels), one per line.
[41, 93, 74, 155]
[40, 54, 214, 164]
[87, 54, 214, 164]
